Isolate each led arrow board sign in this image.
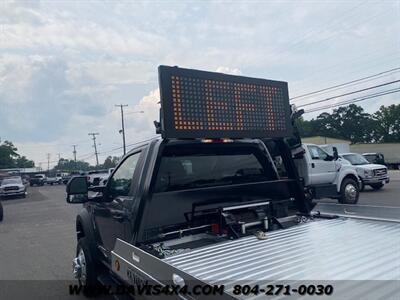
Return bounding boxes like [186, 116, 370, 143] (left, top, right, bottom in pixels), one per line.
[158, 66, 292, 139]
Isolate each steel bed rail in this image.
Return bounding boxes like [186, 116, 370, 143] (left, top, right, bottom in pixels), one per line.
[164, 217, 400, 299]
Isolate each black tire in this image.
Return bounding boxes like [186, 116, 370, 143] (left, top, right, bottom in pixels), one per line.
[370, 183, 384, 190]
[75, 237, 101, 296]
[0, 201, 3, 222]
[339, 178, 359, 204]
[359, 180, 365, 192]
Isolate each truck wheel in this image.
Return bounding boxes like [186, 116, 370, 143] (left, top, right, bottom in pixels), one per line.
[370, 183, 384, 190]
[0, 202, 3, 222]
[359, 180, 365, 192]
[74, 237, 100, 296]
[339, 178, 359, 204]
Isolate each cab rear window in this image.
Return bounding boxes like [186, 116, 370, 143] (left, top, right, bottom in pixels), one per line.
[154, 147, 274, 192]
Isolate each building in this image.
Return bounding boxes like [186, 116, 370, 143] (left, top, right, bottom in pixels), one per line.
[302, 136, 351, 154]
[301, 136, 351, 145]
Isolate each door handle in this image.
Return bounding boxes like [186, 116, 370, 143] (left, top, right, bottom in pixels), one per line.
[111, 211, 127, 222]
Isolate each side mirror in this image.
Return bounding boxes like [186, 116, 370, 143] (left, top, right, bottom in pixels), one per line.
[66, 176, 88, 204]
[333, 147, 339, 160]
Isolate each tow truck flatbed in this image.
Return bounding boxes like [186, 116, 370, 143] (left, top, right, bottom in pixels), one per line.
[111, 204, 400, 299]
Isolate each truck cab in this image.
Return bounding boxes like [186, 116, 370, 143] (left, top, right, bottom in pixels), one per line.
[67, 137, 310, 293]
[264, 139, 360, 204]
[341, 152, 389, 190]
[295, 143, 360, 203]
[29, 174, 46, 186]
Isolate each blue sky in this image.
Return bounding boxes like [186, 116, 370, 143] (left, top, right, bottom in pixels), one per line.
[0, 0, 399, 166]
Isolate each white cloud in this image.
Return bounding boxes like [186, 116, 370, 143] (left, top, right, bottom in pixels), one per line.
[1, 0, 399, 166]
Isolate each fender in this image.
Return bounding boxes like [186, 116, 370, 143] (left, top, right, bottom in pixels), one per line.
[75, 208, 98, 257]
[335, 167, 359, 192]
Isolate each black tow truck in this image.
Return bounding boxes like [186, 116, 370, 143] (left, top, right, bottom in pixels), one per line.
[66, 67, 400, 299]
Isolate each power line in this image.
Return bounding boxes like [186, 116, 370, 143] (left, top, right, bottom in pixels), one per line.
[303, 88, 400, 114]
[297, 79, 400, 109]
[291, 67, 400, 101]
[96, 135, 159, 157]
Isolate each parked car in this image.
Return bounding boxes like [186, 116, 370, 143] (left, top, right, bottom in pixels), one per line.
[46, 173, 63, 185]
[29, 174, 46, 186]
[363, 152, 385, 165]
[62, 174, 71, 184]
[350, 143, 400, 169]
[21, 175, 30, 185]
[87, 168, 114, 186]
[0, 177, 27, 199]
[340, 152, 390, 190]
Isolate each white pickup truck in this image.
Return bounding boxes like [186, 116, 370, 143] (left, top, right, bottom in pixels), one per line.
[340, 152, 390, 191]
[87, 168, 114, 186]
[293, 143, 360, 204]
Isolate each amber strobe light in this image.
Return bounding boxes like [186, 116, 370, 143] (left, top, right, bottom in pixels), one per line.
[158, 66, 292, 139]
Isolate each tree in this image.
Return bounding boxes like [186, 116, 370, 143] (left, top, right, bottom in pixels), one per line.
[102, 156, 120, 169]
[0, 141, 20, 168]
[328, 104, 375, 143]
[54, 158, 90, 172]
[15, 156, 35, 168]
[373, 104, 400, 142]
[297, 104, 377, 143]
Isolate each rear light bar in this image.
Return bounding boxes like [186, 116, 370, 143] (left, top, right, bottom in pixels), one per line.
[201, 138, 234, 144]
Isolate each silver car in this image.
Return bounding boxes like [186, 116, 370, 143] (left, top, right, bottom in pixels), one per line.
[0, 177, 27, 199]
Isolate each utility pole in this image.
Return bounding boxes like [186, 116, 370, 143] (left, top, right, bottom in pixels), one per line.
[88, 133, 99, 166]
[47, 153, 51, 171]
[72, 145, 77, 163]
[115, 104, 128, 155]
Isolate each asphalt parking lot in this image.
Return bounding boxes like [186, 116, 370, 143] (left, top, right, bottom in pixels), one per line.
[0, 172, 399, 298]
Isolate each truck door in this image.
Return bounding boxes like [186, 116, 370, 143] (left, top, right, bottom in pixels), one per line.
[306, 145, 337, 185]
[93, 151, 143, 255]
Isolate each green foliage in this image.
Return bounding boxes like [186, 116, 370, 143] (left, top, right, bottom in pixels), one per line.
[53, 156, 120, 172]
[298, 104, 400, 143]
[102, 156, 120, 169]
[373, 104, 400, 142]
[0, 141, 35, 169]
[15, 156, 35, 168]
[54, 158, 91, 172]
